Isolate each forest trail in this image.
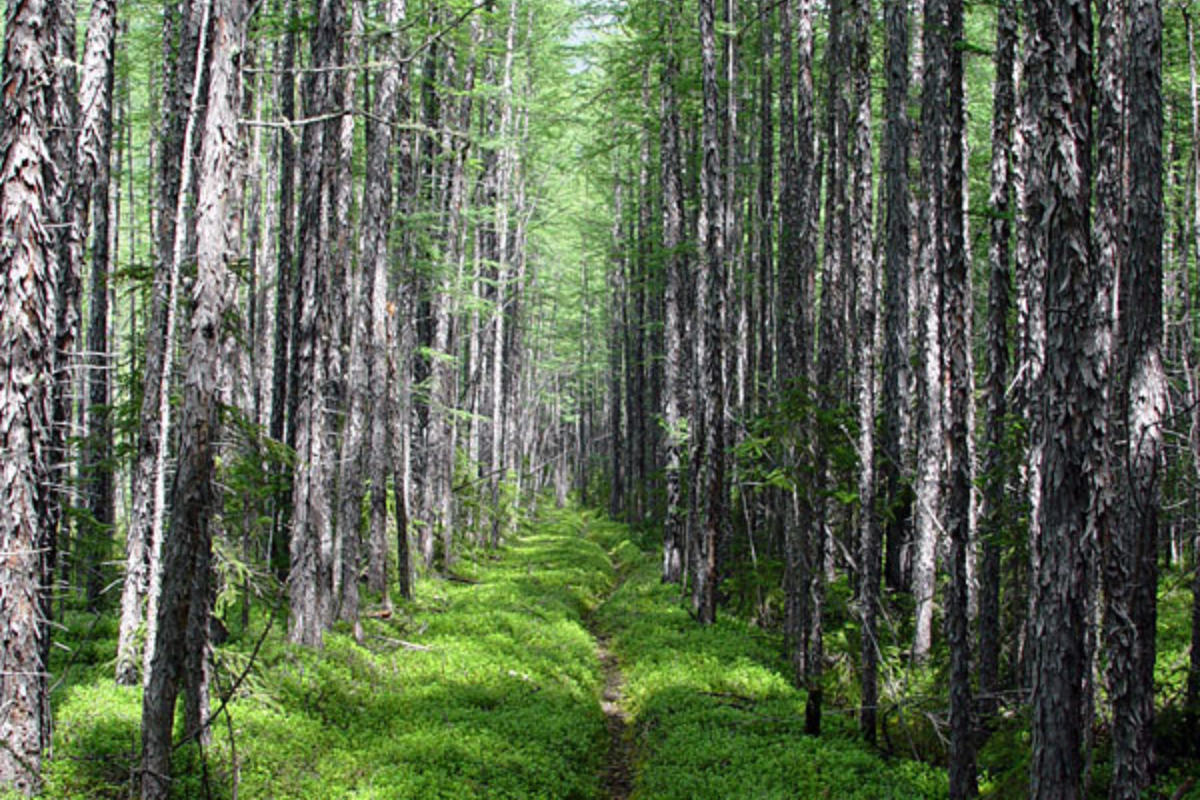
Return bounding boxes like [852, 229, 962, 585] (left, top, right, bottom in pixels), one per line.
[588, 565, 634, 800]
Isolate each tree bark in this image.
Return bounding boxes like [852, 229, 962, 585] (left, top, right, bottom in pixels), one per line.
[1109, 0, 1164, 792]
[912, 0, 945, 664]
[0, 0, 61, 782]
[848, 0, 879, 744]
[289, 0, 345, 648]
[76, 0, 118, 613]
[695, 0, 727, 626]
[1028, 0, 1094, 792]
[978, 0, 1016, 723]
[141, 0, 243, 791]
[881, 0, 912, 596]
[944, 0, 975, 791]
[661, 0, 686, 584]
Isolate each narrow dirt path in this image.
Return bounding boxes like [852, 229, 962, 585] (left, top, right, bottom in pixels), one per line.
[586, 554, 634, 800]
[594, 630, 632, 799]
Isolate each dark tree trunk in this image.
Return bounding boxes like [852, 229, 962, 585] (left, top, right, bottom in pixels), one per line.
[944, 0, 976, 791]
[1109, 0, 1164, 792]
[880, 0, 912, 596]
[140, 0, 243, 791]
[848, 0, 879, 745]
[979, 0, 1016, 723]
[77, 0, 118, 613]
[1028, 0, 1094, 792]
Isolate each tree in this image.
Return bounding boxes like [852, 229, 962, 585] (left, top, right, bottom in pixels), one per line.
[847, 0, 880, 744]
[695, 0, 727, 626]
[140, 0, 244, 791]
[979, 0, 1016, 722]
[880, 0, 912, 596]
[289, 0, 345, 648]
[912, 0, 946, 665]
[1108, 0, 1165, 792]
[660, 0, 686, 584]
[0, 0, 63, 784]
[943, 0, 976, 791]
[76, 0, 119, 612]
[1028, 0, 1095, 793]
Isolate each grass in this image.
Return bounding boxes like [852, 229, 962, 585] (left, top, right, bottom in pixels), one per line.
[55, 505, 1200, 798]
[43, 505, 613, 799]
[586, 518, 947, 800]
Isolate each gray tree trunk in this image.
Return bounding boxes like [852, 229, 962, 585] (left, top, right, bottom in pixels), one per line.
[140, 0, 243, 790]
[848, 0, 879, 744]
[695, 0, 726, 626]
[660, 0, 685, 584]
[0, 0, 61, 783]
[1109, 0, 1164, 792]
[289, 0, 345, 648]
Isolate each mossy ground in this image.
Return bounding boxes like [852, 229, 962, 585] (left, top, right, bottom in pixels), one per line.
[587, 517, 946, 800]
[41, 506, 952, 798]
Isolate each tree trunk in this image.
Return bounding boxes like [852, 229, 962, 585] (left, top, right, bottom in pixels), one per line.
[289, 0, 345, 648]
[660, 0, 685, 584]
[0, 0, 61, 782]
[912, 0, 945, 663]
[695, 0, 726, 626]
[979, 0, 1016, 723]
[1109, 0, 1164, 793]
[140, 0, 243, 790]
[848, 0, 879, 744]
[76, 0, 118, 613]
[944, 0, 975, 791]
[881, 0, 912, 596]
[364, 0, 407, 598]
[141, 0, 210, 686]
[1028, 0, 1094, 791]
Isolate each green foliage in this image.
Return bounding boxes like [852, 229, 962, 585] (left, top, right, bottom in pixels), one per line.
[591, 538, 947, 799]
[41, 506, 615, 799]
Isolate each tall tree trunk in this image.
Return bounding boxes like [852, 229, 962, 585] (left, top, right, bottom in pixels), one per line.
[695, 0, 726, 626]
[1028, 0, 1094, 791]
[944, 0, 975, 791]
[661, 0, 686, 584]
[364, 0, 407, 598]
[1188, 8, 1200, 753]
[848, 0, 879, 745]
[609, 179, 625, 521]
[140, 0, 210, 686]
[979, 0, 1016, 723]
[1093, 0, 1127, 789]
[0, 0, 61, 782]
[267, 0, 297, 577]
[1109, 0, 1164, 793]
[140, 0, 243, 790]
[881, 0, 912, 596]
[289, 0, 344, 648]
[912, 0, 945, 663]
[77, 0, 118, 613]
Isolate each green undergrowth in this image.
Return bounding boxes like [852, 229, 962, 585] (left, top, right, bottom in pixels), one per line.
[589, 523, 947, 800]
[43, 505, 613, 799]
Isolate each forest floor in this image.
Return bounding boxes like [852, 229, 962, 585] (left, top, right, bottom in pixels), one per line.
[587, 569, 633, 799]
[41, 504, 949, 799]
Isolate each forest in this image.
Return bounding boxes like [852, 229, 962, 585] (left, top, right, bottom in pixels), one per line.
[1, 0, 1199, 796]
